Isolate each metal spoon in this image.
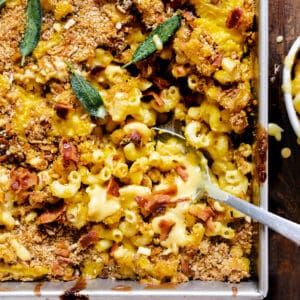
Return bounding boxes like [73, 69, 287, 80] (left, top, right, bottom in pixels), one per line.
[153, 124, 300, 246]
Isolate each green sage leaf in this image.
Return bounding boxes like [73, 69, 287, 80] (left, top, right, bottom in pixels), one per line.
[66, 62, 106, 119]
[19, 0, 42, 66]
[123, 14, 181, 68]
[0, 0, 6, 9]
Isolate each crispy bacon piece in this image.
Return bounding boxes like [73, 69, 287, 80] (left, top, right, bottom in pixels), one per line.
[54, 102, 73, 119]
[52, 254, 75, 277]
[57, 256, 74, 265]
[18, 191, 31, 203]
[110, 243, 119, 256]
[144, 91, 164, 106]
[180, 255, 195, 277]
[136, 194, 188, 215]
[214, 211, 226, 222]
[54, 248, 70, 258]
[90, 65, 105, 76]
[152, 183, 178, 196]
[37, 203, 66, 225]
[60, 139, 79, 163]
[136, 194, 170, 214]
[256, 164, 267, 183]
[152, 76, 170, 89]
[10, 168, 38, 193]
[113, 154, 121, 161]
[121, 130, 143, 147]
[52, 262, 65, 277]
[175, 166, 189, 181]
[0, 155, 8, 162]
[189, 205, 215, 222]
[128, 130, 142, 146]
[56, 241, 69, 249]
[253, 126, 268, 183]
[79, 230, 99, 250]
[212, 55, 223, 67]
[158, 219, 175, 241]
[206, 217, 215, 232]
[226, 7, 243, 29]
[50, 82, 65, 94]
[107, 177, 120, 197]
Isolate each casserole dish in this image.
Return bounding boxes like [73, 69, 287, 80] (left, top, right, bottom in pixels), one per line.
[0, 0, 268, 298]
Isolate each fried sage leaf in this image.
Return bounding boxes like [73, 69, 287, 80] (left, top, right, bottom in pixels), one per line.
[123, 14, 181, 68]
[66, 62, 106, 119]
[19, 0, 42, 66]
[0, 0, 6, 9]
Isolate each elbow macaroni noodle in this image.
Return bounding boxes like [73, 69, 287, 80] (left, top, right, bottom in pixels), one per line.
[50, 171, 81, 198]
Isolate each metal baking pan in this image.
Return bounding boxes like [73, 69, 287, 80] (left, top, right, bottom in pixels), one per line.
[0, 0, 268, 298]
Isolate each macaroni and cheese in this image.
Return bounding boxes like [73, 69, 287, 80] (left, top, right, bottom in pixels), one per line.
[0, 0, 259, 283]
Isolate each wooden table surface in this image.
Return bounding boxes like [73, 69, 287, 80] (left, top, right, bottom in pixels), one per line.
[267, 0, 300, 299]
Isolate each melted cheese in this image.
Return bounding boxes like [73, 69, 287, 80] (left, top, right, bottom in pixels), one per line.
[175, 151, 203, 200]
[191, 0, 245, 25]
[51, 112, 95, 137]
[10, 86, 51, 140]
[193, 18, 244, 57]
[87, 185, 120, 222]
[152, 202, 191, 254]
[150, 148, 206, 254]
[10, 86, 94, 139]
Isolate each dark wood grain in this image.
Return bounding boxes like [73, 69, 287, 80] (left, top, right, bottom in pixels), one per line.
[267, 0, 300, 299]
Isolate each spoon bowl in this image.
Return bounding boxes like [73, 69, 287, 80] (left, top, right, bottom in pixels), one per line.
[153, 124, 300, 246]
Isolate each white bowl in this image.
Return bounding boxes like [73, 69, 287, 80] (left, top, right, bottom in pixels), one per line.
[282, 36, 300, 137]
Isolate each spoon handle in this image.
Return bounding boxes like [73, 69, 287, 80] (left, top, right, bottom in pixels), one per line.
[205, 185, 300, 246]
[226, 194, 300, 245]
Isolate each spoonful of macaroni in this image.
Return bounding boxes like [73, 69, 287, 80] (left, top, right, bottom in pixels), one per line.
[153, 124, 300, 246]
